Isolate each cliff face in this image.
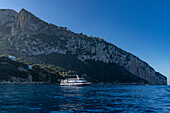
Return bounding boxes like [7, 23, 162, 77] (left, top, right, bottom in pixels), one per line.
[0, 9, 17, 34]
[0, 9, 167, 85]
[155, 72, 167, 85]
[11, 9, 49, 36]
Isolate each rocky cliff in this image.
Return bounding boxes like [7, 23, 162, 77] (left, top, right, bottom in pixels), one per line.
[0, 9, 167, 85]
[0, 9, 17, 34]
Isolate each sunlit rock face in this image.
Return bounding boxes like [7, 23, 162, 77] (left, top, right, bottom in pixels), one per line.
[61, 36, 164, 85]
[0, 9, 17, 26]
[11, 9, 49, 36]
[0, 9, 17, 34]
[0, 8, 167, 85]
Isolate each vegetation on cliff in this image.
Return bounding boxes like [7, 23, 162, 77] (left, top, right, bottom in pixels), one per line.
[0, 55, 148, 84]
[0, 56, 59, 83]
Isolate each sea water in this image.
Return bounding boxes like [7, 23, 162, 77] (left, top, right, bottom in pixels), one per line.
[0, 85, 169, 113]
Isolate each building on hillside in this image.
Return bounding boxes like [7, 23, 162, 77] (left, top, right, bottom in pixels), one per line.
[8, 55, 16, 61]
[28, 65, 32, 70]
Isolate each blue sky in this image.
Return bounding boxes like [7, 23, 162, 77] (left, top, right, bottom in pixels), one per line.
[0, 0, 170, 84]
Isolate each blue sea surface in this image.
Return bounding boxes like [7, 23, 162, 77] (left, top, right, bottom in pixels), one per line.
[0, 85, 169, 113]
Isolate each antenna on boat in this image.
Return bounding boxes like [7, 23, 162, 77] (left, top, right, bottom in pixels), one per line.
[76, 74, 80, 79]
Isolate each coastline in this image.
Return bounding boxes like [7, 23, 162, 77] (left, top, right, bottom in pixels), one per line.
[0, 81, 52, 85]
[0, 82, 164, 85]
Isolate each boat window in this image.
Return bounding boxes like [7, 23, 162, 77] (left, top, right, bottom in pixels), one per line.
[67, 80, 76, 83]
[76, 80, 87, 83]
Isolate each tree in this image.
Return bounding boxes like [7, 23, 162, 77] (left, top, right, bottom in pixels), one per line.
[90, 35, 93, 38]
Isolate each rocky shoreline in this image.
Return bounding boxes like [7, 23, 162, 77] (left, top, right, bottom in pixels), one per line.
[0, 82, 152, 85]
[0, 81, 51, 85]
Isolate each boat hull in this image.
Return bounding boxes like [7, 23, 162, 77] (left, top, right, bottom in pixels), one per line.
[60, 82, 91, 86]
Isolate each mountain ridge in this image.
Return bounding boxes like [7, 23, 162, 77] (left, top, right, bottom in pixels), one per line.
[0, 8, 167, 85]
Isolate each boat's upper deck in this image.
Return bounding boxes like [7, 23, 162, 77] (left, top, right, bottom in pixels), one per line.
[61, 78, 87, 83]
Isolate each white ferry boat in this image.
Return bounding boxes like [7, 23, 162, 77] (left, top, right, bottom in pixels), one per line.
[60, 75, 91, 86]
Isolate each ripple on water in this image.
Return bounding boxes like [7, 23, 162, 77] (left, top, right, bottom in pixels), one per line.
[0, 85, 169, 113]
